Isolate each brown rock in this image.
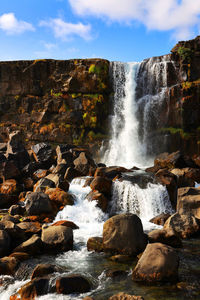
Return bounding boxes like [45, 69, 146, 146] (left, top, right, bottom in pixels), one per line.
[13, 234, 44, 255]
[150, 213, 171, 226]
[45, 187, 74, 209]
[31, 263, 61, 280]
[90, 176, 112, 195]
[2, 160, 20, 180]
[32, 169, 48, 181]
[86, 190, 109, 212]
[56, 274, 91, 294]
[33, 177, 56, 193]
[87, 237, 103, 252]
[109, 255, 132, 263]
[103, 214, 147, 256]
[94, 166, 128, 179]
[132, 243, 179, 283]
[148, 229, 182, 248]
[164, 212, 200, 239]
[9, 252, 30, 262]
[0, 179, 20, 195]
[106, 269, 127, 278]
[170, 168, 195, 187]
[51, 220, 79, 229]
[16, 277, 49, 299]
[0, 229, 11, 257]
[0, 256, 18, 275]
[154, 151, 186, 169]
[108, 293, 144, 300]
[64, 167, 81, 181]
[177, 187, 200, 218]
[41, 225, 73, 253]
[0, 193, 18, 208]
[74, 152, 96, 176]
[17, 221, 42, 236]
[25, 192, 53, 216]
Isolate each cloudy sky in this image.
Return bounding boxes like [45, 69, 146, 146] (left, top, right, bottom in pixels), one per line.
[0, 0, 200, 61]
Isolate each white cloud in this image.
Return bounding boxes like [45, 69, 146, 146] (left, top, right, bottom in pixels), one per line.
[0, 13, 35, 35]
[68, 0, 200, 39]
[40, 18, 92, 41]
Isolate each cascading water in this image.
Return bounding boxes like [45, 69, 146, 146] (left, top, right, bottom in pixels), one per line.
[103, 62, 149, 168]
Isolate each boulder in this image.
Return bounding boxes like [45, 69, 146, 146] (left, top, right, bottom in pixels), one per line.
[154, 151, 186, 169]
[17, 221, 42, 237]
[9, 204, 25, 216]
[9, 252, 30, 262]
[25, 192, 53, 216]
[87, 237, 103, 252]
[2, 160, 20, 180]
[90, 176, 112, 195]
[155, 169, 177, 207]
[103, 214, 147, 256]
[13, 235, 44, 255]
[45, 187, 74, 209]
[177, 187, 200, 218]
[0, 256, 18, 275]
[31, 143, 54, 168]
[0, 193, 18, 208]
[86, 190, 109, 212]
[31, 263, 61, 279]
[64, 167, 81, 181]
[150, 213, 171, 226]
[74, 152, 96, 176]
[108, 293, 144, 300]
[51, 220, 79, 230]
[0, 220, 25, 248]
[56, 145, 74, 165]
[33, 177, 56, 192]
[32, 169, 48, 181]
[0, 229, 11, 257]
[23, 177, 34, 190]
[132, 243, 179, 283]
[94, 166, 128, 179]
[6, 131, 30, 170]
[0, 179, 21, 195]
[56, 274, 91, 294]
[170, 168, 195, 187]
[13, 277, 49, 299]
[106, 270, 127, 278]
[148, 229, 182, 248]
[164, 212, 200, 239]
[41, 225, 73, 253]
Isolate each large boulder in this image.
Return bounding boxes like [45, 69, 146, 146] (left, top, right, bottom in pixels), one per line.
[56, 274, 91, 294]
[170, 168, 195, 187]
[177, 187, 200, 218]
[103, 214, 147, 256]
[31, 263, 62, 279]
[0, 179, 21, 195]
[13, 234, 44, 255]
[2, 160, 20, 180]
[164, 212, 200, 239]
[0, 256, 18, 275]
[41, 225, 73, 253]
[73, 152, 96, 176]
[90, 176, 112, 195]
[31, 143, 54, 168]
[87, 237, 103, 252]
[94, 166, 128, 179]
[25, 192, 53, 216]
[64, 166, 81, 181]
[56, 145, 74, 165]
[150, 213, 171, 226]
[132, 243, 179, 283]
[33, 177, 56, 192]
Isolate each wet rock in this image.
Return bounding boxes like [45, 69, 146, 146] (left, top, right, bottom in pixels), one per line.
[0, 256, 18, 275]
[170, 168, 195, 187]
[13, 277, 49, 299]
[155, 168, 177, 207]
[177, 187, 200, 218]
[0, 230, 11, 257]
[109, 255, 132, 263]
[0, 220, 25, 248]
[86, 190, 110, 212]
[32, 169, 48, 181]
[56, 145, 74, 165]
[23, 177, 34, 190]
[41, 225, 73, 253]
[45, 187, 74, 209]
[9, 252, 30, 262]
[148, 229, 182, 248]
[13, 234, 44, 255]
[9, 204, 25, 216]
[33, 177, 56, 192]
[56, 274, 91, 294]
[25, 192, 53, 216]
[64, 167, 81, 181]
[90, 176, 112, 195]
[31, 143, 54, 168]
[150, 213, 171, 226]
[94, 166, 128, 179]
[87, 237, 103, 252]
[56, 179, 70, 192]
[17, 221, 42, 237]
[0, 179, 21, 195]
[51, 220, 79, 230]
[132, 243, 179, 283]
[154, 151, 186, 169]
[164, 212, 200, 239]
[2, 160, 20, 180]
[22, 161, 43, 177]
[74, 152, 96, 176]
[83, 177, 94, 187]
[106, 269, 127, 278]
[45, 173, 60, 186]
[103, 213, 148, 256]
[31, 263, 61, 279]
[108, 293, 144, 300]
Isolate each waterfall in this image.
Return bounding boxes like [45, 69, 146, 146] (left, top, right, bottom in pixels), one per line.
[103, 62, 148, 168]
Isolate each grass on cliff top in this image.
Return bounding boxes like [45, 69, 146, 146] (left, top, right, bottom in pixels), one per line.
[160, 127, 192, 139]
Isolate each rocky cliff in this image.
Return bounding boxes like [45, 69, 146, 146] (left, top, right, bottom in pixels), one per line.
[0, 58, 111, 147]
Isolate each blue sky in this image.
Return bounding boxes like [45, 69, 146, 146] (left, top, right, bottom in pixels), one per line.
[0, 0, 200, 62]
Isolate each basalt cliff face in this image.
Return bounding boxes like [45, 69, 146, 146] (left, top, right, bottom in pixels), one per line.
[0, 58, 111, 147]
[0, 36, 200, 157]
